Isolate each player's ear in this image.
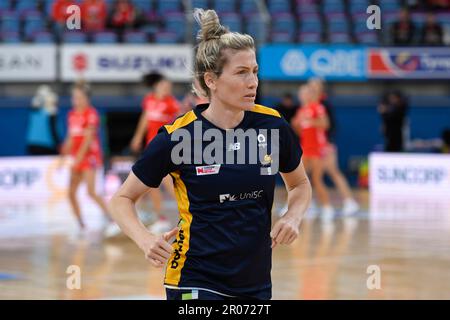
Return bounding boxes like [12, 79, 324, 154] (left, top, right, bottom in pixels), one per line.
[204, 72, 217, 92]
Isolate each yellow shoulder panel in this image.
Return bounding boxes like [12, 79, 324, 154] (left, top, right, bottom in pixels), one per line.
[251, 104, 281, 118]
[164, 111, 198, 134]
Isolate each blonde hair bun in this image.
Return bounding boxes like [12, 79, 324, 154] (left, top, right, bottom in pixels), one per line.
[193, 8, 228, 42]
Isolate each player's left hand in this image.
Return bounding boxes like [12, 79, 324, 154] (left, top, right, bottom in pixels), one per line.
[270, 215, 301, 249]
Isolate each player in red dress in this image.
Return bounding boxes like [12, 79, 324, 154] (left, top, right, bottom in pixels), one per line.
[130, 73, 180, 234]
[308, 78, 359, 216]
[61, 82, 111, 229]
[292, 84, 334, 220]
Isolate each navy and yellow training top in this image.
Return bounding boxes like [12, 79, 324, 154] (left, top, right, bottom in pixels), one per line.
[132, 103, 302, 299]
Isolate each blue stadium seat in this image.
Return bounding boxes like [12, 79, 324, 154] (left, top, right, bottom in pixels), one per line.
[271, 13, 296, 38]
[221, 13, 243, 33]
[1, 32, 21, 43]
[322, 0, 345, 14]
[43, 0, 53, 16]
[241, 0, 258, 16]
[133, 0, 153, 13]
[165, 12, 186, 40]
[300, 19, 322, 33]
[356, 31, 379, 45]
[0, 14, 20, 33]
[191, 22, 201, 41]
[271, 32, 295, 43]
[379, 0, 400, 12]
[295, 2, 319, 15]
[93, 31, 118, 44]
[15, 0, 37, 15]
[349, 0, 370, 14]
[245, 15, 268, 43]
[299, 31, 321, 44]
[0, 0, 10, 12]
[32, 31, 55, 43]
[326, 12, 347, 23]
[214, 0, 236, 14]
[192, 0, 209, 10]
[154, 31, 179, 43]
[157, 0, 182, 15]
[62, 31, 88, 43]
[123, 31, 147, 44]
[329, 32, 351, 44]
[328, 20, 349, 33]
[24, 13, 46, 39]
[268, 0, 291, 15]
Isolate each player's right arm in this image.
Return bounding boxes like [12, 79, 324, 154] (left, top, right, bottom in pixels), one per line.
[109, 171, 177, 267]
[130, 111, 148, 153]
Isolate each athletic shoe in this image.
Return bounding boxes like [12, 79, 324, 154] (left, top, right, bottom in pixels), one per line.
[321, 205, 335, 221]
[342, 198, 360, 216]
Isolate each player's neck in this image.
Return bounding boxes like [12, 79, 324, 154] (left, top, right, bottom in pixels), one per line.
[202, 101, 245, 130]
[154, 92, 166, 100]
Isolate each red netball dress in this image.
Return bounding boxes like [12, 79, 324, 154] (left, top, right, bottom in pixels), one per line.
[68, 106, 102, 171]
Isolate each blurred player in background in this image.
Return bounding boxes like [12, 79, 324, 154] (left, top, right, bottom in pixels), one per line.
[60, 81, 112, 230]
[276, 92, 298, 126]
[378, 90, 409, 152]
[26, 85, 60, 155]
[292, 84, 334, 220]
[129, 72, 180, 234]
[308, 78, 359, 216]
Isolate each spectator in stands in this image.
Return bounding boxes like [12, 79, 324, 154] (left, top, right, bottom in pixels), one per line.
[276, 93, 298, 126]
[51, 0, 77, 40]
[80, 0, 108, 33]
[420, 12, 444, 46]
[391, 8, 416, 45]
[108, 0, 137, 39]
[26, 85, 60, 155]
[427, 0, 450, 10]
[378, 90, 409, 152]
[52, 0, 77, 26]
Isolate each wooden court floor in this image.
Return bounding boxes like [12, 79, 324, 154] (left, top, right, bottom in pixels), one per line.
[1, 188, 449, 300]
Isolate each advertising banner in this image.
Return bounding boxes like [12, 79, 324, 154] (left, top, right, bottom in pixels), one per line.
[259, 45, 367, 81]
[0, 45, 57, 81]
[368, 47, 450, 79]
[369, 152, 450, 195]
[61, 44, 193, 82]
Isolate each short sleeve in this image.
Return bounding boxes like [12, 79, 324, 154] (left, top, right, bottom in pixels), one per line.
[316, 104, 326, 117]
[132, 129, 174, 187]
[279, 118, 303, 173]
[142, 96, 149, 111]
[86, 109, 99, 127]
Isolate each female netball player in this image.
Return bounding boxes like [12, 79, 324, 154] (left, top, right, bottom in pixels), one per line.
[60, 81, 111, 229]
[308, 78, 359, 216]
[292, 84, 335, 220]
[130, 72, 180, 234]
[108, 9, 312, 300]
